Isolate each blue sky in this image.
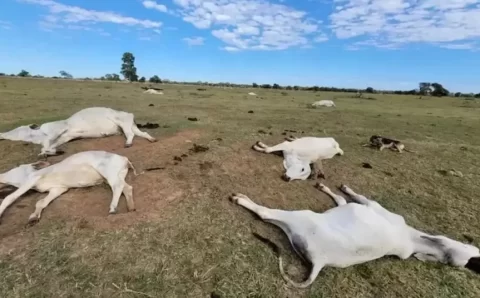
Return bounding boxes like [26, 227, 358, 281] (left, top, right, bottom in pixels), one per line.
[1, 0, 479, 92]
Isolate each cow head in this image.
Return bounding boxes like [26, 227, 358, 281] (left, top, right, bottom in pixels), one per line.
[282, 154, 311, 182]
[0, 161, 50, 188]
[419, 235, 480, 273]
[0, 124, 46, 144]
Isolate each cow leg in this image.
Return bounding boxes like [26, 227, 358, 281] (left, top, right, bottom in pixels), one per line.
[122, 182, 135, 211]
[0, 179, 38, 221]
[41, 133, 77, 156]
[340, 185, 373, 205]
[28, 187, 68, 224]
[252, 141, 289, 154]
[132, 125, 156, 143]
[309, 160, 325, 180]
[315, 183, 347, 206]
[117, 123, 135, 148]
[104, 167, 129, 214]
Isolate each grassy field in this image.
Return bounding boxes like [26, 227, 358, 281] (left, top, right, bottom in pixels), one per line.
[1, 77, 480, 298]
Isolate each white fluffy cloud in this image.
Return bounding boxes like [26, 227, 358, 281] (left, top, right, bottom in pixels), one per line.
[20, 0, 162, 32]
[183, 36, 205, 46]
[172, 0, 327, 51]
[142, 0, 168, 13]
[330, 0, 480, 49]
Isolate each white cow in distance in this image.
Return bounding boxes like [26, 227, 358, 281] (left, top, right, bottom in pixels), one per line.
[0, 151, 141, 225]
[252, 136, 344, 181]
[0, 107, 157, 156]
[231, 183, 480, 288]
[310, 100, 336, 108]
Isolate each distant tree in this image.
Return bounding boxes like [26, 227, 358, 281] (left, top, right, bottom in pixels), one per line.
[120, 52, 138, 81]
[474, 93, 480, 98]
[261, 84, 271, 89]
[272, 83, 280, 89]
[18, 69, 30, 77]
[139, 76, 146, 83]
[365, 87, 375, 93]
[431, 83, 449, 97]
[454, 92, 462, 97]
[286, 85, 292, 90]
[104, 73, 120, 81]
[419, 82, 432, 95]
[59, 70, 73, 79]
[149, 75, 161, 83]
[252, 83, 258, 88]
[293, 85, 299, 90]
[0, 73, 5, 76]
[111, 73, 120, 81]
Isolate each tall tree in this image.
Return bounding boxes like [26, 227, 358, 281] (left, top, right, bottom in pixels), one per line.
[18, 69, 30, 77]
[120, 52, 138, 81]
[431, 83, 449, 97]
[59, 70, 73, 79]
[419, 82, 431, 95]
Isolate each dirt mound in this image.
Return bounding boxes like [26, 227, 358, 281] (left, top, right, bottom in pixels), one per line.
[0, 130, 202, 240]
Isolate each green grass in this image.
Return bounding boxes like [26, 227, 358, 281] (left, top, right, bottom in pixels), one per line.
[1, 77, 480, 297]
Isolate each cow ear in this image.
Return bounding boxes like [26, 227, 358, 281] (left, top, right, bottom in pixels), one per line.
[31, 161, 50, 170]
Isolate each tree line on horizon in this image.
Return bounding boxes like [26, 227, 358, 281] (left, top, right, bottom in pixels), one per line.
[1, 52, 479, 99]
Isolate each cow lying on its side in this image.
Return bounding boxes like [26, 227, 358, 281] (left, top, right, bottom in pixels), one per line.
[0, 107, 157, 156]
[231, 184, 480, 288]
[0, 151, 140, 224]
[252, 136, 344, 181]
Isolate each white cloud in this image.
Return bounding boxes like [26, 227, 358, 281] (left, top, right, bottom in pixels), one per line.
[19, 0, 162, 33]
[330, 0, 480, 49]
[142, 0, 168, 13]
[171, 0, 325, 51]
[438, 42, 477, 50]
[183, 36, 205, 46]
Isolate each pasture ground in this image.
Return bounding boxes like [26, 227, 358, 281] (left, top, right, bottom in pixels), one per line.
[0, 77, 480, 297]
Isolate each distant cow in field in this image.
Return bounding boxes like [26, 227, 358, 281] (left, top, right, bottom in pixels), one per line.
[231, 183, 480, 288]
[0, 151, 140, 224]
[310, 100, 336, 108]
[0, 107, 157, 156]
[252, 136, 344, 181]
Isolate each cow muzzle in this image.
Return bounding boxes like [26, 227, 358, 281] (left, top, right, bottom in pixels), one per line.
[281, 174, 291, 182]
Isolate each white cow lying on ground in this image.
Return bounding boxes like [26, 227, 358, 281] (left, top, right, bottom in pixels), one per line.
[231, 183, 480, 288]
[252, 136, 344, 181]
[0, 107, 157, 156]
[310, 100, 336, 108]
[0, 151, 140, 224]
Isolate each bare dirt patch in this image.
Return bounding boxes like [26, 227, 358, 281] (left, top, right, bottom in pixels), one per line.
[0, 129, 203, 240]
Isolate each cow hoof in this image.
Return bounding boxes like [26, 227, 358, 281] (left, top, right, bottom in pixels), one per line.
[150, 139, 157, 143]
[124, 144, 132, 148]
[26, 217, 39, 227]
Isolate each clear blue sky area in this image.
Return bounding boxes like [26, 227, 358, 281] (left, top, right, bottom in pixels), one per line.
[1, 0, 479, 92]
